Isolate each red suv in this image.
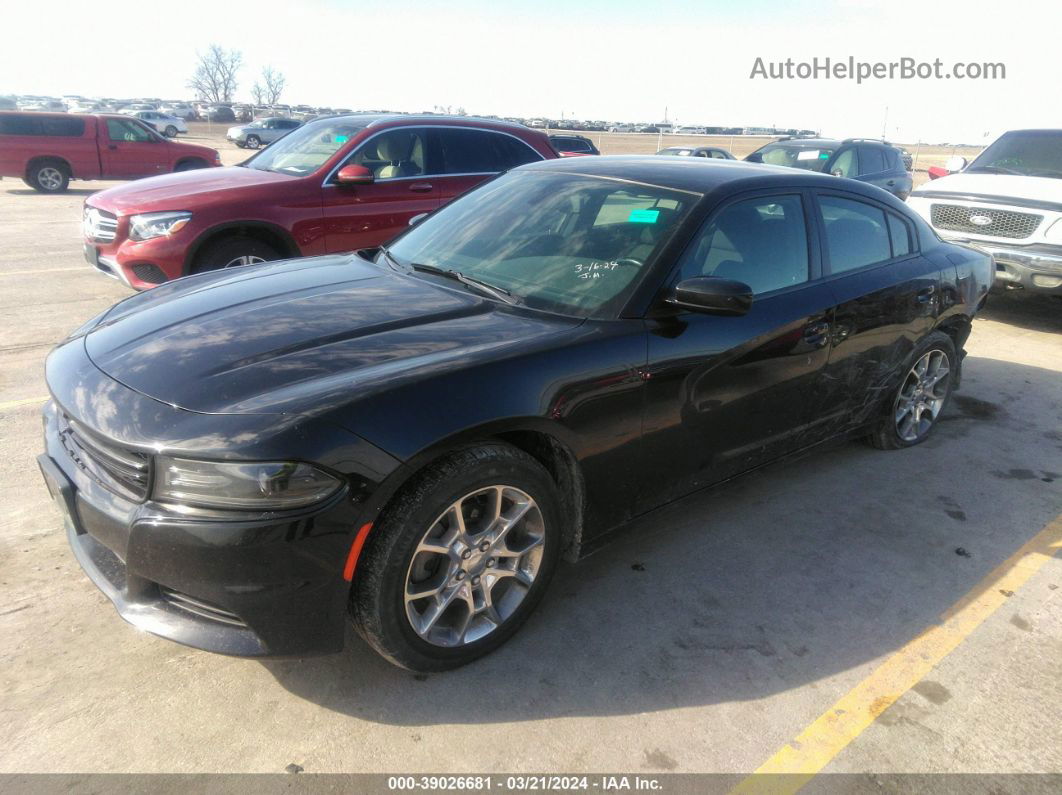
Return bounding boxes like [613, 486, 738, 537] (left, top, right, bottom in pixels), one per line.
[83, 115, 558, 289]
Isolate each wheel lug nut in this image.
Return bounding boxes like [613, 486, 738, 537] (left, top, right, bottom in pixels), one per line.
[479, 541, 490, 551]
[461, 550, 472, 560]
[455, 571, 466, 581]
[486, 559, 495, 568]
[471, 575, 481, 585]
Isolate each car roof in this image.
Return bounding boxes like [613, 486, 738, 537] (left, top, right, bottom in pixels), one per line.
[320, 113, 537, 135]
[519, 154, 878, 196]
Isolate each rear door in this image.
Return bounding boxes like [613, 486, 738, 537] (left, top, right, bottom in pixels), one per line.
[638, 190, 837, 511]
[321, 126, 441, 252]
[812, 190, 941, 432]
[433, 127, 544, 203]
[99, 117, 168, 178]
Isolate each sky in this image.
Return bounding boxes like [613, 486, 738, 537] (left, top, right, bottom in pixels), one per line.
[2, 0, 1058, 144]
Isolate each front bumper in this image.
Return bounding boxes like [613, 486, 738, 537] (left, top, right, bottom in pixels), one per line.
[940, 238, 1062, 294]
[84, 231, 190, 290]
[39, 400, 359, 656]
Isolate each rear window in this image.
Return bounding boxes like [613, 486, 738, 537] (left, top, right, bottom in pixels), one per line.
[0, 115, 85, 136]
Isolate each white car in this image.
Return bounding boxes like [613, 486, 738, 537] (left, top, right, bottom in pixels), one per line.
[907, 129, 1062, 296]
[126, 110, 188, 137]
[160, 104, 197, 121]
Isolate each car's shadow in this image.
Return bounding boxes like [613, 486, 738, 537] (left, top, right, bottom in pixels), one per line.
[262, 354, 1060, 725]
[980, 290, 1062, 334]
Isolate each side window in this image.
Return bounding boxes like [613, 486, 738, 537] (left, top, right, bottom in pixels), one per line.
[830, 147, 857, 178]
[436, 128, 503, 174]
[820, 196, 892, 273]
[492, 133, 542, 167]
[710, 150, 728, 159]
[858, 146, 886, 175]
[678, 195, 810, 295]
[106, 118, 153, 142]
[0, 116, 42, 135]
[693, 149, 710, 158]
[349, 129, 427, 179]
[41, 117, 85, 136]
[281, 120, 300, 129]
[888, 213, 911, 257]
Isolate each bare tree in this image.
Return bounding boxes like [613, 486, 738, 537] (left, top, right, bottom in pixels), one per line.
[188, 44, 242, 103]
[258, 66, 286, 105]
[250, 83, 265, 105]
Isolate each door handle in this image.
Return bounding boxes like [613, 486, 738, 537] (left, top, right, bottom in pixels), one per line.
[916, 286, 936, 303]
[108, 144, 118, 150]
[887, 180, 896, 186]
[409, 182, 433, 193]
[803, 320, 830, 347]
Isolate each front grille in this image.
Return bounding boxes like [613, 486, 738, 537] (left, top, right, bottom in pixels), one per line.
[83, 206, 118, 242]
[59, 414, 150, 500]
[131, 263, 167, 284]
[930, 204, 1043, 239]
[159, 586, 247, 627]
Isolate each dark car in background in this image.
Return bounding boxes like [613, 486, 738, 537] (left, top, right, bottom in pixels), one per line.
[656, 145, 735, 160]
[746, 137, 913, 199]
[226, 117, 302, 149]
[81, 114, 557, 289]
[41, 156, 991, 672]
[549, 134, 600, 156]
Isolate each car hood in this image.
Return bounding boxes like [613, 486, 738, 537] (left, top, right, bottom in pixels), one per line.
[87, 166, 294, 214]
[82, 254, 580, 415]
[911, 172, 1062, 204]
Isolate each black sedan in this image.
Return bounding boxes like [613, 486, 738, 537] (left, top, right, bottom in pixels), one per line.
[39, 156, 992, 671]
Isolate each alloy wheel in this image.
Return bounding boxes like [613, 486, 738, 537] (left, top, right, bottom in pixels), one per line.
[894, 349, 950, 442]
[38, 167, 63, 190]
[223, 255, 266, 268]
[404, 485, 546, 647]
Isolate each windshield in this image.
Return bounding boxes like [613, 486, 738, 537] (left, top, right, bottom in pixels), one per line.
[966, 131, 1062, 179]
[243, 117, 368, 176]
[749, 143, 835, 171]
[385, 171, 697, 318]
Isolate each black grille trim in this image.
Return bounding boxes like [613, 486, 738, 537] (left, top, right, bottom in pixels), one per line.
[59, 415, 150, 500]
[930, 203, 1043, 239]
[131, 263, 167, 284]
[159, 586, 247, 627]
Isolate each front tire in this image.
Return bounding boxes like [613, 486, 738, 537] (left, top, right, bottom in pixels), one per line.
[25, 160, 70, 193]
[164, 125, 178, 137]
[866, 331, 957, 450]
[245, 135, 261, 149]
[191, 236, 282, 273]
[351, 444, 562, 671]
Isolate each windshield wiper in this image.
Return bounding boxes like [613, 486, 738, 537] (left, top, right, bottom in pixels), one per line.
[410, 262, 518, 305]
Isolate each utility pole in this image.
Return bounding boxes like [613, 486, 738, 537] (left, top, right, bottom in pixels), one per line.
[882, 106, 889, 140]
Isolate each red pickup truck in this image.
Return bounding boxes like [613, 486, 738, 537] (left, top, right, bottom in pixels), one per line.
[0, 112, 220, 193]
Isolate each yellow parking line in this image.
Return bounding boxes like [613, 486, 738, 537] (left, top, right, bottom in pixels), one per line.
[0, 267, 86, 277]
[0, 396, 49, 411]
[732, 514, 1062, 794]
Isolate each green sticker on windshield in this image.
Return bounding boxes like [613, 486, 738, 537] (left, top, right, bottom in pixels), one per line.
[629, 209, 659, 223]
[334, 135, 349, 143]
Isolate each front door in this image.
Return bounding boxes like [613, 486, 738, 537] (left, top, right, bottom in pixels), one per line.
[100, 117, 168, 178]
[638, 191, 836, 512]
[321, 127, 440, 252]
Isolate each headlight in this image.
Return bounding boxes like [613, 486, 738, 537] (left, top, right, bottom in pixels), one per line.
[128, 211, 192, 241]
[154, 456, 342, 510]
[1046, 219, 1062, 242]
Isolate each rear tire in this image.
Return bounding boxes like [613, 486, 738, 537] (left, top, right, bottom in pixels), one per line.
[351, 444, 562, 671]
[191, 236, 282, 274]
[25, 160, 70, 193]
[866, 331, 957, 450]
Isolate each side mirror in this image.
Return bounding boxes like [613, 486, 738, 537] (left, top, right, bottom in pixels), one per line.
[666, 277, 753, 316]
[408, 212, 428, 226]
[335, 164, 374, 186]
[945, 155, 967, 173]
